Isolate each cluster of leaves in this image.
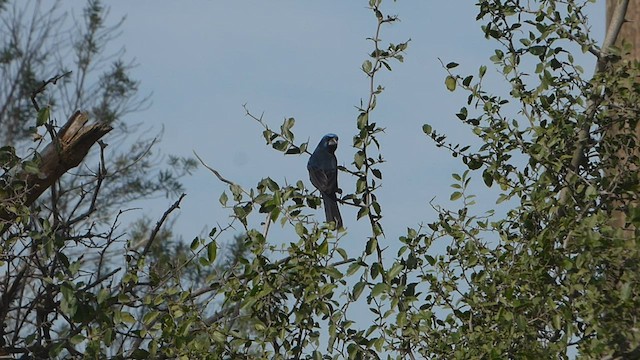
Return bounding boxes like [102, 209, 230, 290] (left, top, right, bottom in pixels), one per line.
[418, 0, 640, 358]
[185, 1, 413, 359]
[0, 1, 203, 358]
[198, 0, 640, 359]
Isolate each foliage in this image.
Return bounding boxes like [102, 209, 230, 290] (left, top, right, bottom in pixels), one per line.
[3, 0, 639, 359]
[195, 0, 640, 359]
[0, 1, 199, 358]
[422, 0, 640, 358]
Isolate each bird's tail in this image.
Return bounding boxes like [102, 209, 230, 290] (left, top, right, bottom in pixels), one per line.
[322, 193, 343, 229]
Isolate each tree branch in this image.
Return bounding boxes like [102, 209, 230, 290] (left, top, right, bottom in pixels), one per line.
[193, 151, 237, 187]
[601, 0, 630, 64]
[0, 111, 113, 223]
[141, 193, 186, 256]
[30, 71, 73, 112]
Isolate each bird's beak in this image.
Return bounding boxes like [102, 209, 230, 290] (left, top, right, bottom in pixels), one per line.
[328, 138, 338, 147]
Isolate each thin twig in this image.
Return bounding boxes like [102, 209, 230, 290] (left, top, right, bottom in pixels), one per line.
[66, 140, 108, 226]
[30, 71, 73, 112]
[142, 193, 186, 256]
[81, 268, 121, 292]
[193, 151, 237, 187]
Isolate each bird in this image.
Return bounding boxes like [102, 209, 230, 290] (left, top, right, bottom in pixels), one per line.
[307, 133, 343, 229]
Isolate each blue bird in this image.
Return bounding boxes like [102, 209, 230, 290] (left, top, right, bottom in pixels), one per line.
[307, 133, 343, 229]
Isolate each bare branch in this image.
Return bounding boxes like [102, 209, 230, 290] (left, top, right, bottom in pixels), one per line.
[30, 71, 72, 112]
[142, 193, 186, 256]
[193, 151, 238, 187]
[27, 111, 112, 206]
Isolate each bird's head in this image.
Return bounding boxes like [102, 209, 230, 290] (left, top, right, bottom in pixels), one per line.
[322, 133, 338, 152]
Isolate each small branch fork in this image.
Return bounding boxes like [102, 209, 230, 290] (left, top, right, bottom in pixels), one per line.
[30, 71, 73, 112]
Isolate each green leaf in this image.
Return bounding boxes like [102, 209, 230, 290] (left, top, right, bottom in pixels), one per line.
[354, 151, 365, 169]
[630, 206, 640, 226]
[323, 266, 342, 280]
[97, 288, 109, 304]
[352, 281, 365, 300]
[357, 112, 369, 130]
[283, 117, 295, 130]
[366, 237, 377, 255]
[346, 262, 361, 276]
[529, 45, 546, 56]
[446, 62, 459, 69]
[0, 146, 18, 168]
[143, 311, 160, 325]
[120, 311, 136, 324]
[285, 146, 300, 155]
[219, 192, 228, 206]
[272, 140, 288, 151]
[550, 58, 562, 70]
[621, 282, 631, 301]
[70, 334, 85, 345]
[371, 283, 387, 297]
[207, 241, 217, 262]
[371, 262, 380, 279]
[450, 192, 462, 201]
[387, 263, 404, 280]
[336, 247, 347, 260]
[456, 107, 468, 120]
[362, 60, 373, 73]
[482, 169, 494, 187]
[318, 240, 329, 256]
[356, 177, 367, 194]
[357, 205, 369, 220]
[190, 237, 200, 250]
[466, 157, 483, 170]
[22, 160, 40, 175]
[211, 331, 226, 343]
[445, 75, 457, 91]
[37, 106, 50, 127]
[263, 129, 274, 143]
[131, 349, 150, 359]
[422, 124, 432, 135]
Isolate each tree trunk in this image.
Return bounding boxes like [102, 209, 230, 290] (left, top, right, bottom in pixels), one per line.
[605, 0, 640, 236]
[601, 3, 640, 355]
[607, 0, 640, 55]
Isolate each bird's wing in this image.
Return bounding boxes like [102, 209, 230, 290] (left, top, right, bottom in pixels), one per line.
[308, 167, 338, 196]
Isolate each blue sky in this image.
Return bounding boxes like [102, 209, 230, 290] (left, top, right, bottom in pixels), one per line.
[64, 1, 605, 255]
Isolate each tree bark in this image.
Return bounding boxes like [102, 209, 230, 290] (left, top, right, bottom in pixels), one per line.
[605, 0, 640, 235]
[607, 1, 640, 54]
[0, 111, 112, 223]
[599, 7, 640, 358]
